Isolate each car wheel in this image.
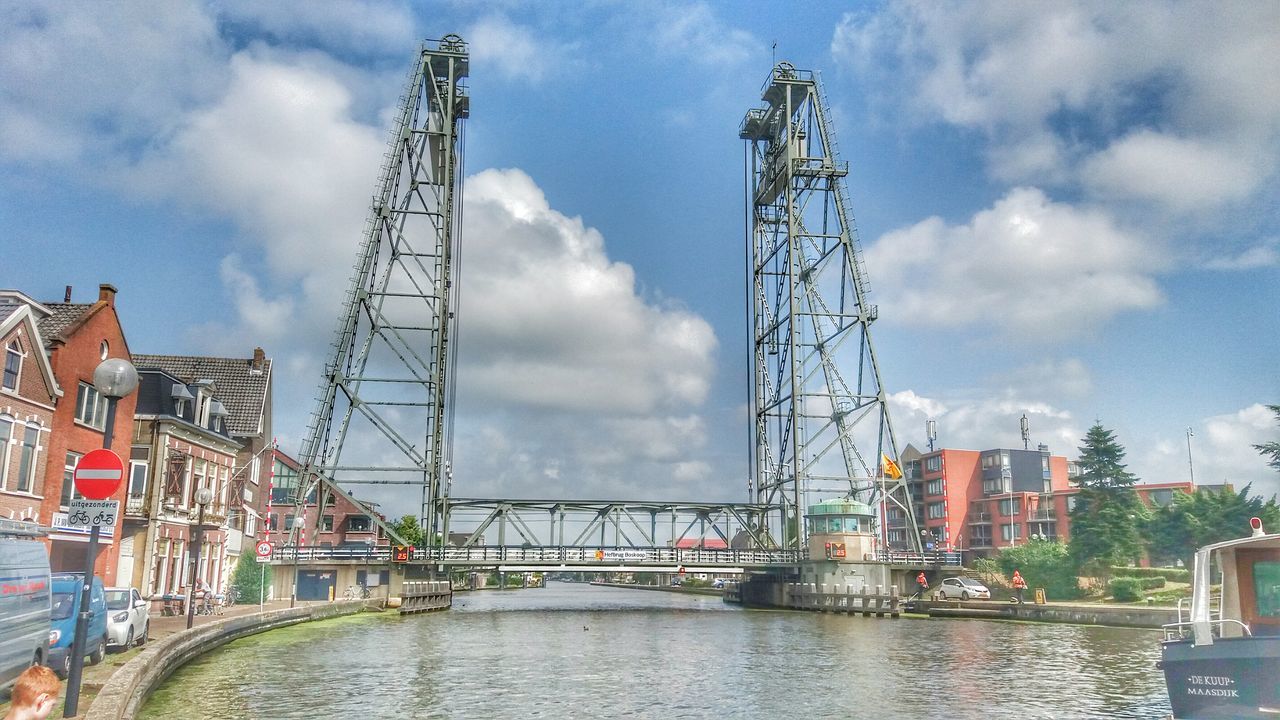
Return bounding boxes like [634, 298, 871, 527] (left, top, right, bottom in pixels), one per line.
[137, 622, 148, 646]
[60, 654, 72, 679]
[90, 637, 106, 665]
[125, 627, 134, 649]
[962, 591, 970, 600]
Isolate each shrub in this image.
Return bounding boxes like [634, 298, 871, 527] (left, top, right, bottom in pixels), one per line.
[1108, 577, 1145, 602]
[1140, 576, 1167, 590]
[230, 553, 272, 604]
[1109, 566, 1189, 583]
[995, 540, 1082, 600]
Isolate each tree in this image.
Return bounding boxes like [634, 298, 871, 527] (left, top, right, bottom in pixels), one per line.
[230, 552, 272, 605]
[1254, 404, 1280, 472]
[1068, 423, 1148, 576]
[1147, 484, 1280, 570]
[390, 515, 425, 547]
[996, 538, 1082, 601]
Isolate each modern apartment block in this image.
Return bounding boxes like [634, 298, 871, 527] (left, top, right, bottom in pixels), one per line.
[897, 443, 1073, 558]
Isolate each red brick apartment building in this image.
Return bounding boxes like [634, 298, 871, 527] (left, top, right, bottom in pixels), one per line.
[17, 285, 138, 582]
[0, 296, 59, 527]
[898, 443, 1200, 559]
[262, 448, 388, 549]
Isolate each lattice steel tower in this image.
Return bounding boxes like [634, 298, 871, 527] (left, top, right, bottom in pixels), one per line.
[294, 36, 469, 541]
[740, 63, 920, 551]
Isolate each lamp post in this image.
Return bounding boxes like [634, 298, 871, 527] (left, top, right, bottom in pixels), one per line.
[186, 486, 215, 629]
[64, 358, 138, 718]
[1186, 427, 1196, 485]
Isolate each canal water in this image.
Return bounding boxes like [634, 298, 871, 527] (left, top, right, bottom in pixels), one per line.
[139, 582, 1170, 719]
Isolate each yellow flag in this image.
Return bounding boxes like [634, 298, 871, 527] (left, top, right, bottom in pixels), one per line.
[881, 453, 903, 480]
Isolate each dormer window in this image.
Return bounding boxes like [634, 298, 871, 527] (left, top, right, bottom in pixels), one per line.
[171, 383, 195, 417]
[208, 400, 229, 432]
[3, 340, 20, 390]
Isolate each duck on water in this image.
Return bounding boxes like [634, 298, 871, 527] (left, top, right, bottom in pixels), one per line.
[1159, 516, 1280, 719]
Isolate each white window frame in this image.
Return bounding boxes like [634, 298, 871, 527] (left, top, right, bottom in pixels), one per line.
[16, 423, 41, 493]
[3, 340, 21, 391]
[0, 415, 12, 490]
[75, 382, 108, 430]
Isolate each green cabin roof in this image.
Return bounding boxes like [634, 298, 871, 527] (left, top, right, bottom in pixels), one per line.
[806, 497, 875, 517]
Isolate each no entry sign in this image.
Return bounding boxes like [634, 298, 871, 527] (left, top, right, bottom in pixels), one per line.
[73, 449, 125, 500]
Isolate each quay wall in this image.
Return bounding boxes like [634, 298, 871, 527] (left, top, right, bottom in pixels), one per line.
[85, 600, 381, 720]
[589, 581, 723, 597]
[919, 600, 1177, 628]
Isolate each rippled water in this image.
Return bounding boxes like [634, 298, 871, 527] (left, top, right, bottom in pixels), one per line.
[139, 582, 1170, 719]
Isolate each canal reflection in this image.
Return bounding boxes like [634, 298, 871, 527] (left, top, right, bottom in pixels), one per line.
[139, 583, 1169, 719]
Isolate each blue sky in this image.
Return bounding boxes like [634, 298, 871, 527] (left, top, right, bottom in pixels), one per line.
[2, 1, 1277, 514]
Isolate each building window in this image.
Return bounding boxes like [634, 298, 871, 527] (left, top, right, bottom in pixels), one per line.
[927, 502, 946, 520]
[3, 341, 20, 390]
[926, 479, 943, 496]
[190, 459, 206, 507]
[348, 515, 372, 532]
[1001, 524, 1022, 542]
[0, 415, 11, 489]
[970, 528, 992, 547]
[322, 515, 335, 532]
[128, 446, 149, 503]
[925, 456, 942, 473]
[285, 513, 296, 530]
[99, 340, 109, 360]
[16, 424, 40, 493]
[887, 529, 905, 544]
[61, 452, 82, 506]
[75, 382, 107, 430]
[1066, 495, 1078, 512]
[999, 498, 1022, 516]
[245, 512, 257, 537]
[267, 513, 279, 531]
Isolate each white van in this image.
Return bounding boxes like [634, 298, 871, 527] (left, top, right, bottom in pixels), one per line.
[0, 521, 51, 692]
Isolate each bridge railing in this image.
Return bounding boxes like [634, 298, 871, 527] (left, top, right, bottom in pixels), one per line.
[876, 550, 963, 567]
[267, 545, 804, 566]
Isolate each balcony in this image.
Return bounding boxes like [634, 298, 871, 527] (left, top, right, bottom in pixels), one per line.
[125, 497, 147, 516]
[968, 513, 992, 525]
[1028, 510, 1056, 522]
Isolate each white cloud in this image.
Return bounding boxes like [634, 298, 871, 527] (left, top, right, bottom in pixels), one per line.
[215, 0, 417, 56]
[1138, 404, 1280, 500]
[1203, 239, 1280, 271]
[864, 187, 1162, 338]
[650, 2, 761, 68]
[832, 2, 1280, 214]
[466, 14, 570, 84]
[457, 168, 717, 415]
[0, 0, 225, 164]
[888, 389, 1080, 457]
[1081, 131, 1263, 212]
[1002, 358, 1093, 399]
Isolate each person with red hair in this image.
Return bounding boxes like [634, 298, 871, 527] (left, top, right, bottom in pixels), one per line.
[4, 666, 60, 720]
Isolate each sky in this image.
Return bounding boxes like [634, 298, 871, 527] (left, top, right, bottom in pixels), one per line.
[2, 1, 1277, 517]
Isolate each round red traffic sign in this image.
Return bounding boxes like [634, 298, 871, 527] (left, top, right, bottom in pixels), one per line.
[73, 449, 125, 500]
[255, 540, 273, 558]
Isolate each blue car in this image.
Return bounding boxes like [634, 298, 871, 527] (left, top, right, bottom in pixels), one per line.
[48, 573, 108, 678]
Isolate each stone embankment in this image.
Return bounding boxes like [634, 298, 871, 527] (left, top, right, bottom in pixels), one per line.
[916, 599, 1178, 628]
[85, 599, 380, 720]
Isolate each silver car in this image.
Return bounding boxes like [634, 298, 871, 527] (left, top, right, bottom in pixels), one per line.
[105, 587, 149, 649]
[937, 576, 991, 600]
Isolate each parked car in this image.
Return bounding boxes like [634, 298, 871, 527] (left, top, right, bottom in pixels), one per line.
[48, 573, 108, 678]
[937, 576, 991, 600]
[105, 587, 149, 649]
[0, 530, 51, 692]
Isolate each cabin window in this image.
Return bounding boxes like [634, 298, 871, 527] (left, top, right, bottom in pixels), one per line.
[1255, 561, 1280, 619]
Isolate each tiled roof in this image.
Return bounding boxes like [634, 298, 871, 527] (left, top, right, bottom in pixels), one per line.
[131, 353, 272, 437]
[36, 303, 94, 345]
[0, 304, 18, 325]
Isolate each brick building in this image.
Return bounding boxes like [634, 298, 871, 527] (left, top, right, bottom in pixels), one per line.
[129, 350, 273, 582]
[0, 295, 60, 526]
[264, 448, 388, 550]
[898, 443, 1073, 558]
[30, 285, 137, 581]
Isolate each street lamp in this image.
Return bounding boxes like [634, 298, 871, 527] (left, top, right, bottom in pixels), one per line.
[186, 486, 215, 629]
[65, 358, 138, 717]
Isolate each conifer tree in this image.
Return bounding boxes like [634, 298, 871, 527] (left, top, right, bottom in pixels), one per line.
[1255, 404, 1280, 472]
[1068, 423, 1148, 577]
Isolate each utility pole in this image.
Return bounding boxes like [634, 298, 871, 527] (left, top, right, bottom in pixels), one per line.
[1186, 427, 1196, 485]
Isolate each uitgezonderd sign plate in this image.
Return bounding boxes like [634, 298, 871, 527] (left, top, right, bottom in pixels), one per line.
[66, 499, 120, 528]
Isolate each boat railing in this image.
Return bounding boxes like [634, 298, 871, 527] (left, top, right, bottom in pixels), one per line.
[1161, 618, 1251, 642]
[1174, 594, 1222, 625]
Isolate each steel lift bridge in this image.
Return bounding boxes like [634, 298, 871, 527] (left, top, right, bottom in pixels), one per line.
[279, 38, 918, 577]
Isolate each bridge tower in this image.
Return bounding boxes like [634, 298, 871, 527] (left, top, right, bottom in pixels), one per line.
[740, 63, 920, 551]
[293, 36, 469, 542]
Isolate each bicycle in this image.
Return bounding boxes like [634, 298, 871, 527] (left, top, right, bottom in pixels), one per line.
[342, 584, 370, 600]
